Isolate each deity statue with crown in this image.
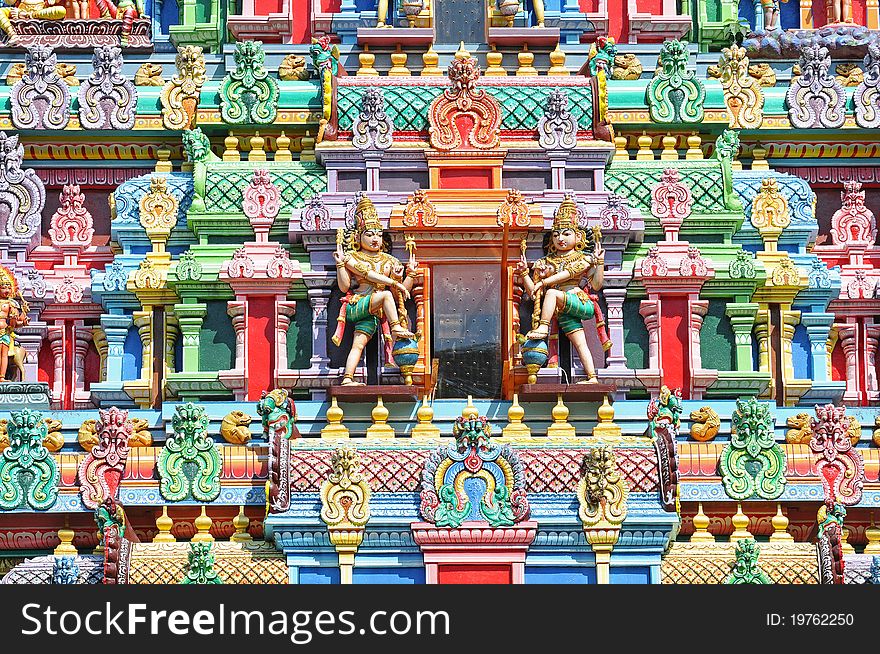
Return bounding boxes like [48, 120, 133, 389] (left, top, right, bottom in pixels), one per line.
[0, 265, 28, 382]
[332, 194, 419, 385]
[516, 196, 610, 384]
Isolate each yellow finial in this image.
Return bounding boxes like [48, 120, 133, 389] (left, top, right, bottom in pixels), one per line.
[613, 135, 629, 161]
[516, 43, 537, 76]
[274, 131, 292, 161]
[729, 502, 752, 542]
[462, 395, 478, 419]
[865, 513, 880, 554]
[690, 503, 715, 542]
[357, 44, 379, 76]
[485, 43, 507, 76]
[54, 517, 78, 556]
[192, 506, 214, 542]
[412, 395, 441, 438]
[455, 41, 470, 60]
[547, 394, 575, 438]
[321, 396, 350, 438]
[548, 42, 569, 76]
[421, 44, 442, 76]
[841, 526, 856, 554]
[153, 505, 176, 542]
[685, 133, 703, 160]
[636, 133, 654, 160]
[223, 131, 239, 161]
[155, 145, 173, 173]
[366, 396, 395, 438]
[388, 44, 411, 77]
[592, 395, 621, 438]
[231, 506, 252, 542]
[300, 130, 316, 161]
[248, 132, 266, 161]
[769, 503, 793, 541]
[502, 393, 531, 438]
[660, 133, 678, 160]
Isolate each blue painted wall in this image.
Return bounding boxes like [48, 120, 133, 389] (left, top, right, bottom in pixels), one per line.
[299, 567, 341, 584]
[353, 568, 426, 584]
[610, 566, 651, 584]
[792, 324, 811, 379]
[525, 566, 595, 584]
[122, 325, 141, 381]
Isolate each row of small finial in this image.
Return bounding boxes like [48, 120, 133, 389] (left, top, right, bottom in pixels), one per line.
[691, 503, 880, 551]
[322, 393, 619, 439]
[152, 132, 315, 174]
[52, 506, 252, 556]
[357, 41, 570, 77]
[613, 133, 771, 170]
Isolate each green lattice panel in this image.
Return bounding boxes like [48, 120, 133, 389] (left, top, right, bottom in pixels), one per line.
[493, 86, 593, 131]
[204, 164, 326, 213]
[605, 166, 727, 214]
[336, 85, 593, 132]
[337, 86, 442, 132]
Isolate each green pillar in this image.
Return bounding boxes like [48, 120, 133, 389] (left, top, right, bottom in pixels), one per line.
[725, 302, 759, 372]
[174, 303, 207, 373]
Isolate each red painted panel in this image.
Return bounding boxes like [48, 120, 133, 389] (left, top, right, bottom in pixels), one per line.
[65, 322, 74, 410]
[438, 168, 493, 189]
[322, 0, 340, 11]
[291, 0, 311, 43]
[254, 0, 283, 15]
[830, 338, 846, 382]
[659, 297, 689, 398]
[437, 565, 512, 584]
[635, 0, 663, 14]
[454, 114, 476, 149]
[84, 340, 100, 391]
[247, 298, 275, 401]
[608, 0, 627, 43]
[812, 0, 866, 27]
[37, 340, 52, 384]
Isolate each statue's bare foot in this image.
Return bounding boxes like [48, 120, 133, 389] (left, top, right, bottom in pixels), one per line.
[340, 377, 363, 386]
[391, 325, 414, 340]
[526, 325, 549, 340]
[576, 376, 599, 385]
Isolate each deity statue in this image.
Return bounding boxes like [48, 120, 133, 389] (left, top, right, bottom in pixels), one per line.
[94, 0, 148, 46]
[516, 196, 610, 382]
[0, 266, 28, 382]
[0, 0, 65, 46]
[826, 0, 852, 23]
[760, 0, 782, 32]
[332, 195, 418, 386]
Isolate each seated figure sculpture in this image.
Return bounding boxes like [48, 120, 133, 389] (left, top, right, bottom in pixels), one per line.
[516, 196, 610, 382]
[94, 0, 147, 46]
[0, 0, 65, 46]
[0, 265, 28, 381]
[332, 194, 417, 386]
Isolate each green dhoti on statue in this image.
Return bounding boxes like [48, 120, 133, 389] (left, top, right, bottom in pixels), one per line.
[345, 293, 379, 337]
[558, 289, 596, 334]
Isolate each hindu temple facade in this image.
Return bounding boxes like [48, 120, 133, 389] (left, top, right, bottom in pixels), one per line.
[0, 0, 879, 585]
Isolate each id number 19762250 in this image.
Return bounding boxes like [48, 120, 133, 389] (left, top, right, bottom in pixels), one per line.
[767, 614, 854, 627]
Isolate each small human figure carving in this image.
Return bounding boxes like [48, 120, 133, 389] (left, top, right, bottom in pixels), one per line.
[516, 196, 610, 382]
[332, 195, 417, 385]
[0, 266, 28, 382]
[0, 0, 65, 46]
[827, 0, 852, 24]
[94, 0, 148, 46]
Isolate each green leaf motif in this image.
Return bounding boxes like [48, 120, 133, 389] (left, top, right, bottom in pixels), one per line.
[182, 542, 223, 584]
[0, 409, 58, 510]
[434, 484, 470, 528]
[219, 41, 279, 126]
[480, 484, 515, 527]
[646, 40, 706, 124]
[719, 397, 786, 500]
[725, 539, 772, 584]
[158, 402, 222, 502]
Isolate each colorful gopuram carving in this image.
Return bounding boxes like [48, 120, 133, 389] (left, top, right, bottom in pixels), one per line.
[1, 1, 880, 589]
